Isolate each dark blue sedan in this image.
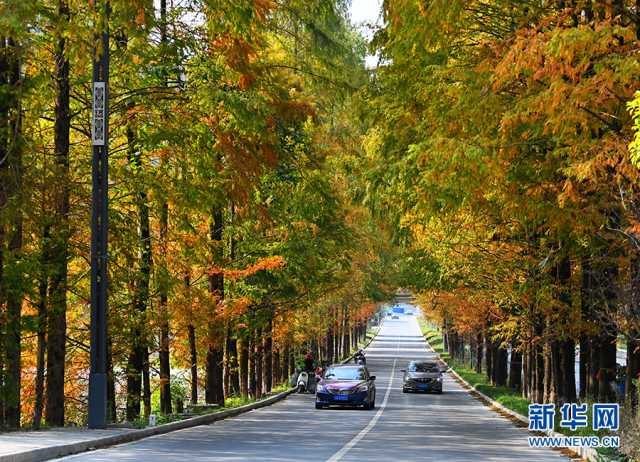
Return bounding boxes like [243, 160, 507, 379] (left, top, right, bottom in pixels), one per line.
[315, 365, 376, 410]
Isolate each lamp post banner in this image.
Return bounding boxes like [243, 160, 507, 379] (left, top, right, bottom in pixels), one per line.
[92, 81, 106, 146]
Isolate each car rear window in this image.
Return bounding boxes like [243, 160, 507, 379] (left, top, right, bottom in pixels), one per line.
[409, 363, 439, 372]
[324, 367, 366, 380]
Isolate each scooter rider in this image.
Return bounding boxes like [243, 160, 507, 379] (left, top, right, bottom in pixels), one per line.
[304, 351, 315, 372]
[354, 349, 366, 365]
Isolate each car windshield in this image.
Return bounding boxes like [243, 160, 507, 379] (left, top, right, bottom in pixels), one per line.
[409, 363, 439, 372]
[324, 367, 366, 381]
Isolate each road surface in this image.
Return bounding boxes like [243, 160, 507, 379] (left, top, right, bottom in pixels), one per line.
[60, 314, 567, 461]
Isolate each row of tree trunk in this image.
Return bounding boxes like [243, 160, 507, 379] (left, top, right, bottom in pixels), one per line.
[0, 1, 71, 429]
[0, 34, 23, 431]
[442, 255, 640, 409]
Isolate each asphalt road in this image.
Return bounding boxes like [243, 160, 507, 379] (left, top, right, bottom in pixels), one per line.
[60, 315, 568, 462]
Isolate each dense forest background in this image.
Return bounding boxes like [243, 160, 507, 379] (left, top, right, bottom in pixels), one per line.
[2, 0, 640, 459]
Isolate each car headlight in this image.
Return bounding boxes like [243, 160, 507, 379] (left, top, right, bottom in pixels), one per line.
[316, 385, 327, 393]
[356, 385, 368, 392]
[437, 376, 443, 382]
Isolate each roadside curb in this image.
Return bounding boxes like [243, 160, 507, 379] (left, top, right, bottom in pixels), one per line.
[0, 387, 296, 462]
[424, 341, 609, 462]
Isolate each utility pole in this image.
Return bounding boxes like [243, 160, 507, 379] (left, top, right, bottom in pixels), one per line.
[88, 0, 110, 430]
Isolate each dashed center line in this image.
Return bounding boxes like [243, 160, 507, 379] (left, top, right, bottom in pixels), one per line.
[326, 347, 397, 462]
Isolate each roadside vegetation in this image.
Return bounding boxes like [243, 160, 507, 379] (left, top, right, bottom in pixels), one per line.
[419, 318, 629, 460]
[2, 2, 640, 460]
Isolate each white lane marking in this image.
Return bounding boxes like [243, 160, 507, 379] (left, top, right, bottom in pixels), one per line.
[326, 358, 397, 462]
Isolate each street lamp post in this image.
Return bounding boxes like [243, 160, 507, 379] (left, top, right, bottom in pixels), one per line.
[88, 0, 110, 430]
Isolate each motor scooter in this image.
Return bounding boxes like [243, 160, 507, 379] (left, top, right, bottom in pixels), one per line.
[297, 371, 310, 393]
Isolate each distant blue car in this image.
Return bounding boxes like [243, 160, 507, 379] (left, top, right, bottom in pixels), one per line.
[315, 365, 376, 410]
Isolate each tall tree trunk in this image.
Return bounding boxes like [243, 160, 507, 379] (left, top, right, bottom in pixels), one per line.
[272, 346, 280, 388]
[597, 259, 618, 403]
[158, 303, 171, 413]
[142, 349, 151, 418]
[494, 345, 508, 387]
[508, 346, 522, 391]
[248, 333, 256, 398]
[45, 5, 70, 425]
[262, 317, 272, 395]
[157, 0, 172, 416]
[485, 335, 493, 382]
[579, 336, 589, 400]
[33, 231, 49, 428]
[281, 343, 289, 387]
[583, 256, 599, 399]
[554, 254, 576, 404]
[543, 338, 554, 403]
[184, 273, 198, 404]
[475, 333, 483, 374]
[334, 321, 341, 359]
[561, 339, 576, 403]
[326, 321, 334, 364]
[125, 112, 152, 421]
[223, 326, 231, 397]
[255, 327, 263, 399]
[33, 302, 47, 429]
[598, 334, 617, 402]
[579, 256, 591, 399]
[223, 203, 239, 398]
[188, 323, 198, 404]
[1, 35, 22, 429]
[533, 337, 545, 404]
[342, 308, 349, 358]
[205, 209, 224, 405]
[289, 347, 295, 377]
[126, 344, 143, 420]
[224, 324, 239, 397]
[550, 340, 561, 404]
[0, 34, 18, 429]
[158, 200, 171, 414]
[588, 336, 601, 399]
[522, 344, 530, 399]
[238, 335, 249, 398]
